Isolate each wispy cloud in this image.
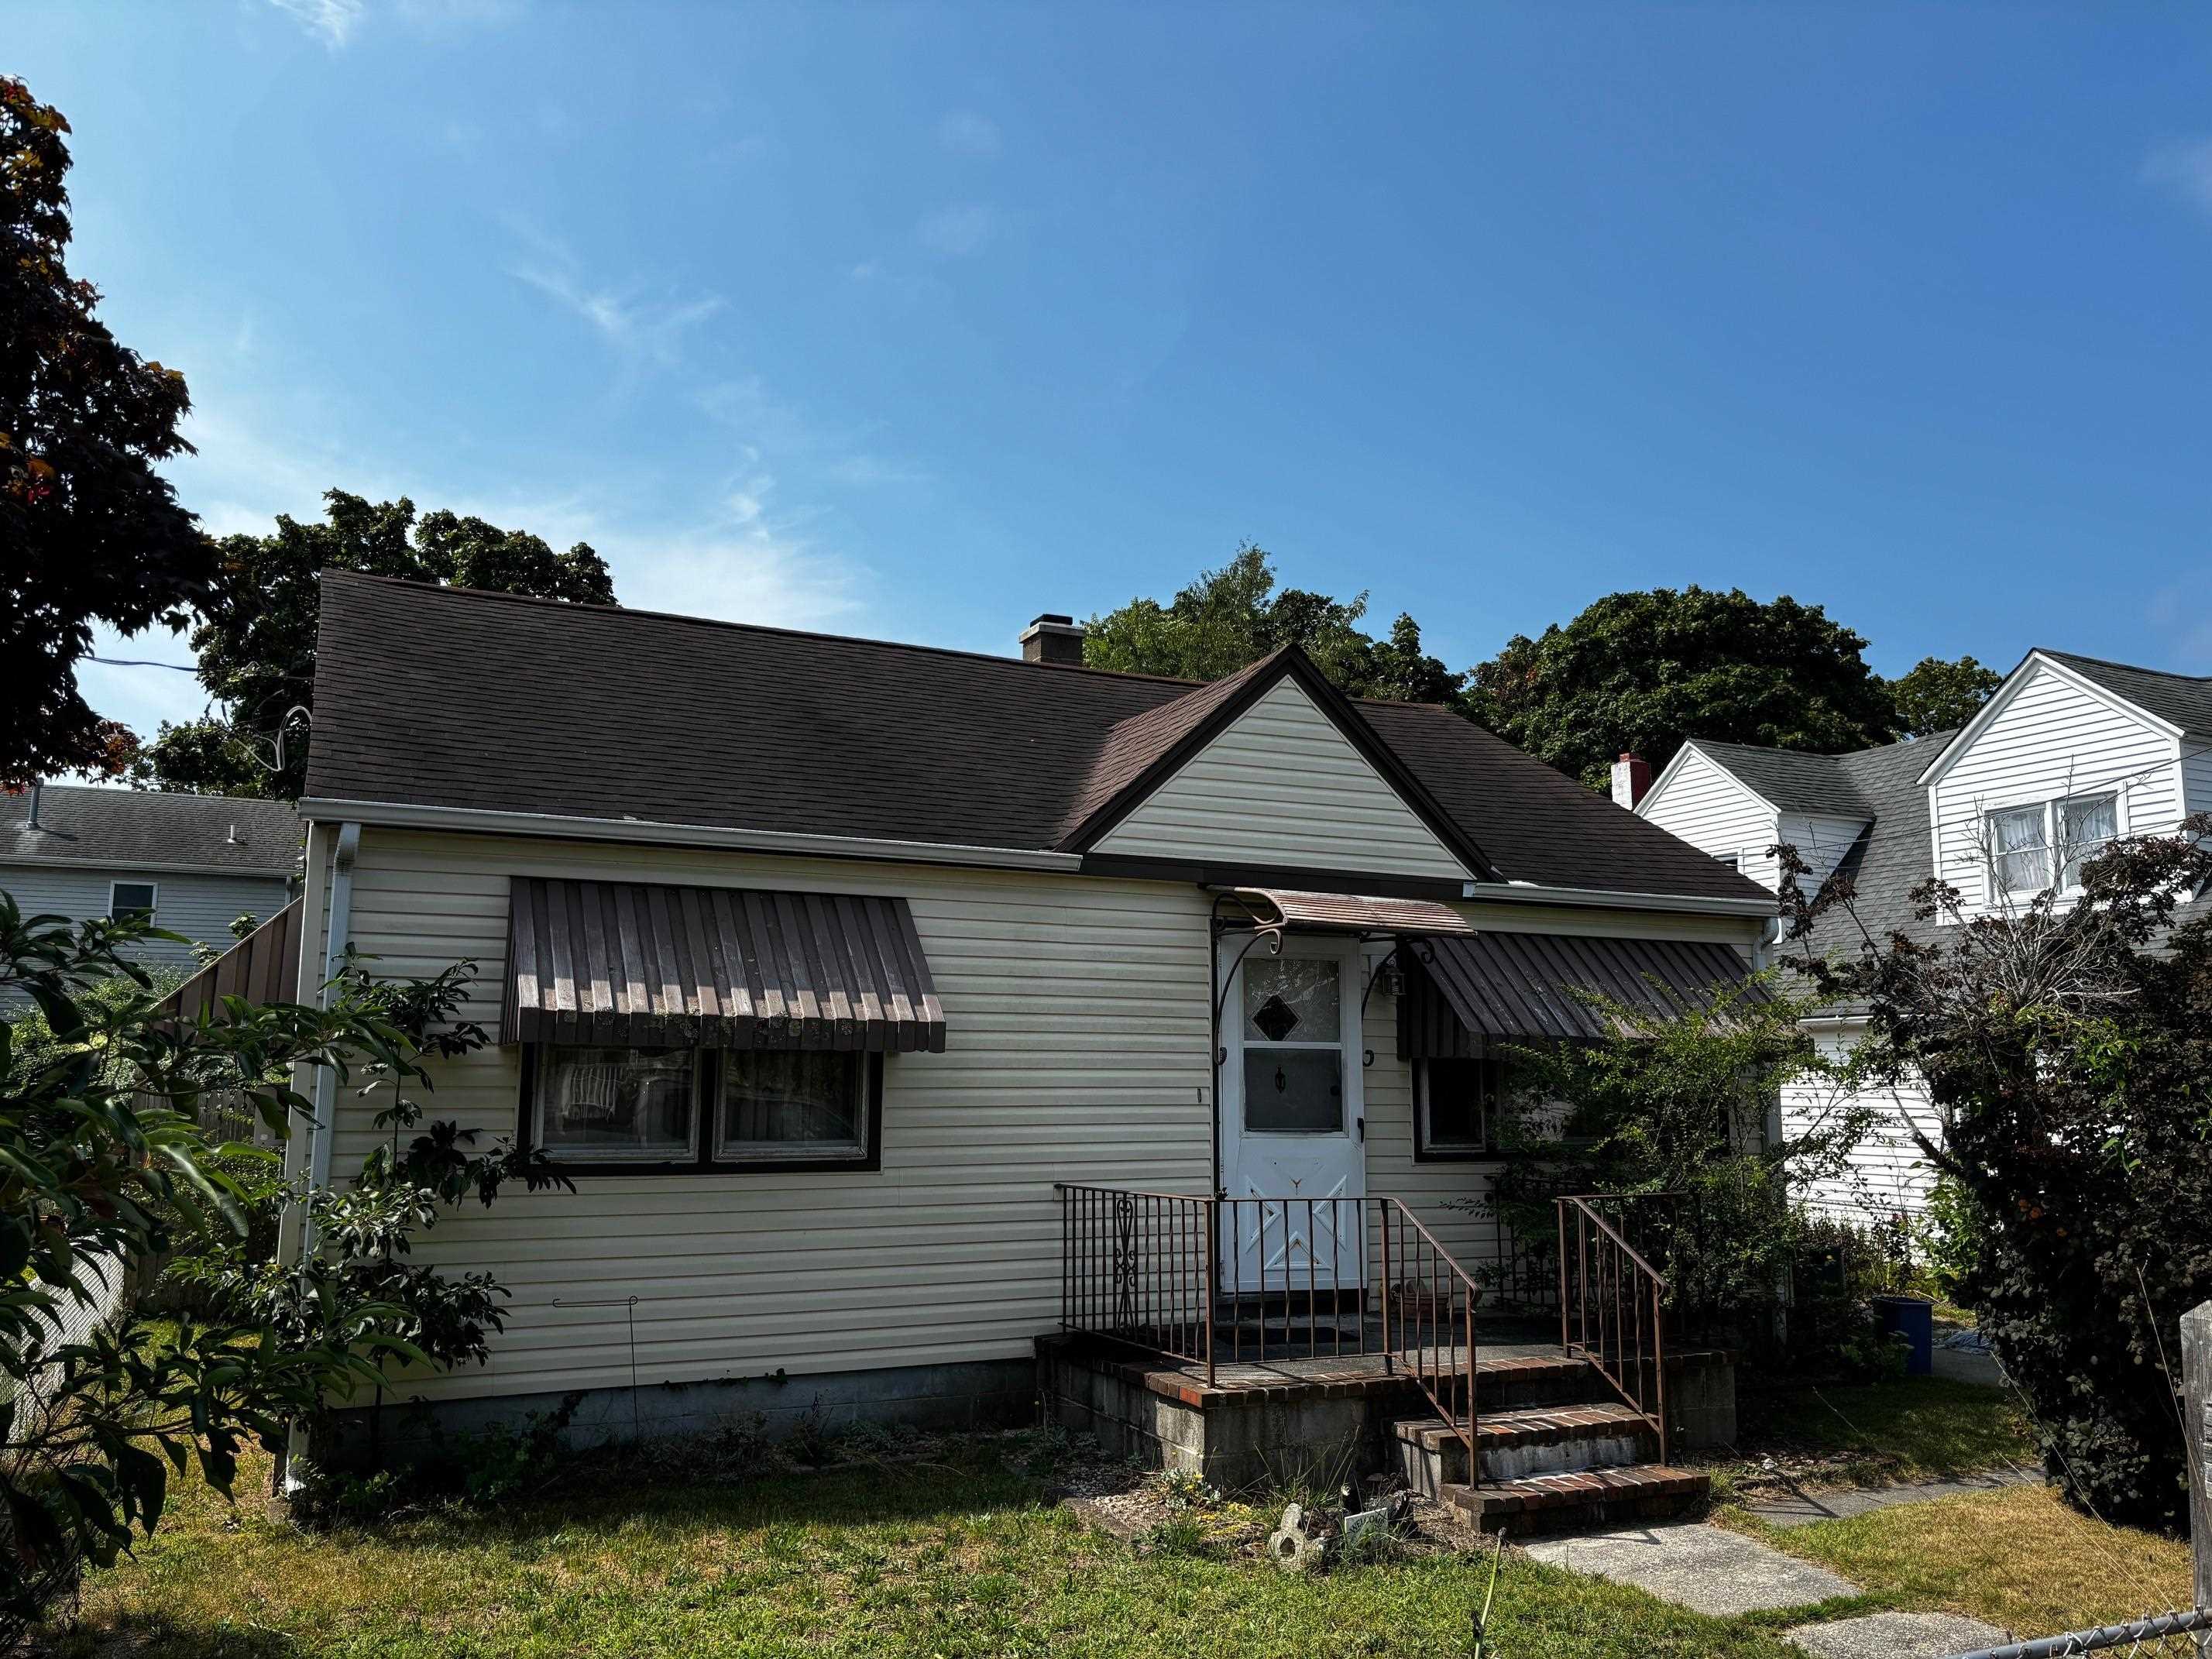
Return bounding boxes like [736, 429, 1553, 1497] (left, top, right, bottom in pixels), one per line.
[266, 0, 363, 48]
[938, 111, 1001, 159]
[2142, 138, 2212, 219]
[505, 225, 725, 367]
[917, 203, 997, 259]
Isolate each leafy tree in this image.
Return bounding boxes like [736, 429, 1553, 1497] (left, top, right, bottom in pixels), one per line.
[1468, 587, 1901, 791]
[1084, 544, 1464, 703]
[1783, 821, 2212, 1529]
[1, 77, 213, 788]
[139, 491, 617, 799]
[0, 895, 567, 1634]
[1884, 653, 2002, 738]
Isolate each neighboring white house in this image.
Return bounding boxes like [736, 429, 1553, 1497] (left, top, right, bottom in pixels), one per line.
[1634, 647, 2212, 1224]
[256, 571, 1776, 1449]
[0, 785, 300, 1000]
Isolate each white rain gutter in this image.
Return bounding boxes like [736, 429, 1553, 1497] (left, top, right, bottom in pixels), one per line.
[294, 797, 1085, 873]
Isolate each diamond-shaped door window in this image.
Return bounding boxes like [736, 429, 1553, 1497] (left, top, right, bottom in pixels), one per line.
[1251, 994, 1301, 1042]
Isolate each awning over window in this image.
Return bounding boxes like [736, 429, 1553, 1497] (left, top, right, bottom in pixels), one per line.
[501, 877, 946, 1053]
[1399, 931, 1764, 1054]
[1214, 887, 1476, 936]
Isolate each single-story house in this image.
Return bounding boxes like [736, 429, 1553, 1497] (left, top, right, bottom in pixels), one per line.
[273, 571, 1776, 1464]
[0, 784, 298, 1004]
[1633, 647, 2212, 1224]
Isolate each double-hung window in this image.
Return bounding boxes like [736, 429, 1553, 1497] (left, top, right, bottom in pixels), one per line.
[1986, 792, 2120, 898]
[527, 1045, 878, 1172]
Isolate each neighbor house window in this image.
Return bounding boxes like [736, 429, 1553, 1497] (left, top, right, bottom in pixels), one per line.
[1414, 1057, 1499, 1161]
[1714, 853, 1740, 872]
[524, 1044, 881, 1171]
[1987, 792, 2121, 898]
[108, 881, 157, 922]
[2057, 793, 2119, 888]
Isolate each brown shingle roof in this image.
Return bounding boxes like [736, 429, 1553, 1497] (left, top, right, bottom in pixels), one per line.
[305, 573, 1768, 905]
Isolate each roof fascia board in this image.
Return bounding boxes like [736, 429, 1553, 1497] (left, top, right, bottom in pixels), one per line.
[0, 855, 296, 878]
[1642, 740, 1781, 820]
[1917, 651, 2184, 789]
[295, 796, 1085, 872]
[1056, 648, 1499, 881]
[1459, 879, 1777, 921]
[1078, 851, 1469, 903]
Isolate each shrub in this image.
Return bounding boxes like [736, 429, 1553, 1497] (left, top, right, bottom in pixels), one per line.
[1786, 814, 2212, 1530]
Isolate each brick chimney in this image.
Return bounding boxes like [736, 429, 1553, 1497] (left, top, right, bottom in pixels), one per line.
[1610, 752, 1652, 809]
[1018, 613, 1085, 667]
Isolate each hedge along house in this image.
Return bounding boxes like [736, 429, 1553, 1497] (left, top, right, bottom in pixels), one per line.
[280, 572, 1775, 1520]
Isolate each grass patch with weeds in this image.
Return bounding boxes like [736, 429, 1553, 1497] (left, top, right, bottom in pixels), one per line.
[1705, 1376, 2036, 1501]
[1725, 1483, 2191, 1638]
[43, 1436, 1807, 1659]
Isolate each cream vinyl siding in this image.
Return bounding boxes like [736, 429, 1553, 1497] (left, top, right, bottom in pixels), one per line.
[1782, 1022, 1942, 1223]
[1092, 678, 1472, 881]
[328, 827, 1216, 1403]
[1637, 746, 1781, 891]
[1931, 661, 2179, 918]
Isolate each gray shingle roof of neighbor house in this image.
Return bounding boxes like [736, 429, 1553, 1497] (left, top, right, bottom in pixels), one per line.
[2036, 650, 2212, 737]
[1791, 732, 1959, 960]
[1685, 739, 1881, 818]
[0, 785, 298, 874]
[304, 572, 1772, 905]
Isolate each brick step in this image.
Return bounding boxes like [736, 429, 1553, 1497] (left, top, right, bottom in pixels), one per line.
[1392, 1402, 1657, 1495]
[1444, 1464, 1710, 1537]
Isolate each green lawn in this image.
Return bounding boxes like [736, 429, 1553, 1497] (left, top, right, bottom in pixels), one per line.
[1707, 1376, 2038, 1500]
[46, 1438, 1798, 1659]
[38, 1384, 2169, 1659]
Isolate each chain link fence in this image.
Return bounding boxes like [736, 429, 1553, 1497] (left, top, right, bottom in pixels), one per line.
[1946, 1608, 2212, 1657]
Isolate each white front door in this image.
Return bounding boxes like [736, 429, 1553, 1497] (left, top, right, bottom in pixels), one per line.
[1218, 937, 1366, 1293]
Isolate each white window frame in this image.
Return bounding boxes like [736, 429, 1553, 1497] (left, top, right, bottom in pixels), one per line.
[108, 880, 158, 921]
[1413, 1056, 1498, 1161]
[1984, 789, 2125, 902]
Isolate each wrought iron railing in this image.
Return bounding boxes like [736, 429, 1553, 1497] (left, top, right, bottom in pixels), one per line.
[1556, 1194, 1669, 1465]
[1054, 1186, 1489, 1468]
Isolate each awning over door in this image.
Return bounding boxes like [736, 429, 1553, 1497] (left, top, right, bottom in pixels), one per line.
[1399, 932, 1764, 1055]
[501, 877, 946, 1052]
[1214, 886, 1476, 936]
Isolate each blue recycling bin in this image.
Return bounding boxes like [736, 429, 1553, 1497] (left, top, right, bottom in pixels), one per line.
[1874, 1294, 1935, 1376]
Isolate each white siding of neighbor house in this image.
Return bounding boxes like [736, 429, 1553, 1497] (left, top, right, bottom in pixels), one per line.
[1776, 812, 1871, 895]
[301, 823, 1763, 1405]
[0, 864, 290, 987]
[1637, 745, 1781, 890]
[2183, 744, 2212, 822]
[1930, 659, 2181, 919]
[1092, 678, 1473, 881]
[1781, 1022, 1943, 1224]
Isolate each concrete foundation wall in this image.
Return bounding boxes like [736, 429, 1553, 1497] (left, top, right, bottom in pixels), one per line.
[319, 1356, 1036, 1468]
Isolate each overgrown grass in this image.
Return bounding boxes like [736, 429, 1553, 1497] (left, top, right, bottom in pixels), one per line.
[1708, 1375, 2037, 1499]
[1730, 1484, 2192, 1637]
[46, 1440, 1801, 1659]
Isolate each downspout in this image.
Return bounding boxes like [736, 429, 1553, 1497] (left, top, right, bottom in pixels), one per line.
[301, 821, 361, 1260]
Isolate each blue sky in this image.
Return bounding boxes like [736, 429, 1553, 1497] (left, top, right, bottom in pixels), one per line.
[19, 2, 2212, 744]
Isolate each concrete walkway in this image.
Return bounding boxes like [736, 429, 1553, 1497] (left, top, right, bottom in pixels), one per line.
[1522, 1523, 1854, 1617]
[1523, 1473, 2029, 1654]
[1747, 1467, 2037, 1529]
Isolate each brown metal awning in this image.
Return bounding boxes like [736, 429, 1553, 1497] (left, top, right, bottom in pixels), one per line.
[501, 878, 946, 1053]
[160, 897, 304, 1023]
[1400, 932, 1764, 1054]
[1214, 887, 1476, 936]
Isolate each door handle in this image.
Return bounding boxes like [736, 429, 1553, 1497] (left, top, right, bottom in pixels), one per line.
[1355, 1116, 1365, 1142]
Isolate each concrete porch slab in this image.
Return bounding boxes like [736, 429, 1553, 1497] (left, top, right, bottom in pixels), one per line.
[1521, 1521, 1856, 1616]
